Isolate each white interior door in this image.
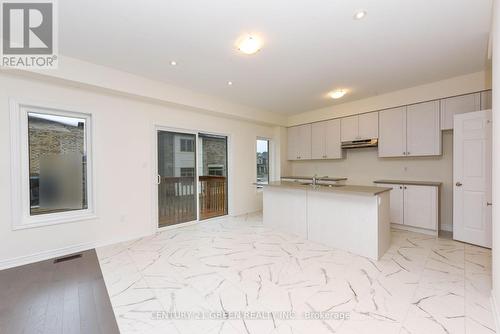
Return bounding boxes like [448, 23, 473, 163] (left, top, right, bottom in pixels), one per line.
[453, 110, 492, 248]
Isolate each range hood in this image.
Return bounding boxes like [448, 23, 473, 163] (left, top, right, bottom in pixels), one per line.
[341, 138, 378, 149]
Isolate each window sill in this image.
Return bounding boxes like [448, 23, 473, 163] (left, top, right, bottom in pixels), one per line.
[12, 212, 97, 231]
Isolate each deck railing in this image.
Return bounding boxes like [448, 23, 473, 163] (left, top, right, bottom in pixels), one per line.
[199, 176, 227, 220]
[158, 175, 227, 226]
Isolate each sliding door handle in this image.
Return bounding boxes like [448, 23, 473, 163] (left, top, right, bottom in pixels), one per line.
[157, 175, 161, 185]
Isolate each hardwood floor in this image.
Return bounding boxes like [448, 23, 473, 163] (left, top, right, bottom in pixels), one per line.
[0, 250, 119, 334]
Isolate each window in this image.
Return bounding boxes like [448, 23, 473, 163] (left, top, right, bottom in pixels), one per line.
[180, 138, 195, 152]
[256, 139, 270, 188]
[207, 164, 224, 176]
[10, 101, 94, 229]
[180, 167, 195, 177]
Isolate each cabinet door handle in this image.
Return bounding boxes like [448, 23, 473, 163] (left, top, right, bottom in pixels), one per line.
[456, 182, 462, 187]
[407, 152, 410, 155]
[403, 152, 406, 156]
[487, 202, 493, 206]
[404, 186, 407, 189]
[399, 186, 403, 189]
[157, 175, 161, 185]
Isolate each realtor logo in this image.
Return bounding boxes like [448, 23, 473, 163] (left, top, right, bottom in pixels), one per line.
[1, 0, 58, 68]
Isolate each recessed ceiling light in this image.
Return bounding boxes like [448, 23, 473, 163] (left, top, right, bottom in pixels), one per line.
[353, 10, 366, 20]
[329, 90, 347, 99]
[227, 81, 233, 86]
[170, 60, 177, 66]
[237, 35, 262, 55]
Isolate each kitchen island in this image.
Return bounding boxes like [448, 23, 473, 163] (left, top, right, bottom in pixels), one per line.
[262, 181, 392, 260]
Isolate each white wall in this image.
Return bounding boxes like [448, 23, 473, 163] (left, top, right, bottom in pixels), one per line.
[7, 55, 287, 126]
[491, 0, 500, 323]
[290, 132, 454, 230]
[0, 73, 278, 267]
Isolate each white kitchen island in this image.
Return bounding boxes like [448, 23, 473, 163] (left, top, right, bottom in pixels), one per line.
[262, 181, 392, 260]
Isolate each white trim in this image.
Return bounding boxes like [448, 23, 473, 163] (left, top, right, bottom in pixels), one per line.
[9, 99, 97, 229]
[391, 223, 438, 236]
[0, 231, 152, 271]
[491, 292, 500, 333]
[0, 241, 95, 271]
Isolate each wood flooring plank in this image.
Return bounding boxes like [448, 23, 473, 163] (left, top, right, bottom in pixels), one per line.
[0, 250, 118, 334]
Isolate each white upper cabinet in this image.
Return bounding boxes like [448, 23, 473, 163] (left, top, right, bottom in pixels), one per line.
[297, 124, 312, 160]
[358, 112, 379, 139]
[481, 90, 492, 110]
[324, 119, 342, 159]
[406, 101, 441, 156]
[341, 112, 378, 142]
[340, 115, 359, 142]
[287, 124, 311, 160]
[287, 126, 299, 160]
[379, 101, 441, 157]
[311, 122, 326, 160]
[379, 107, 406, 157]
[311, 120, 342, 160]
[440, 93, 481, 130]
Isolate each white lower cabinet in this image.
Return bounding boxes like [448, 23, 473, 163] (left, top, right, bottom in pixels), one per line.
[377, 183, 438, 233]
[384, 184, 404, 225]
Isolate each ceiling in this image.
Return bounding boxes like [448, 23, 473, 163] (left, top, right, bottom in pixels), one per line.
[59, 0, 492, 114]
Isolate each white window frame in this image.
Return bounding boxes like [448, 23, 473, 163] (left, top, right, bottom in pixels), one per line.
[10, 100, 96, 230]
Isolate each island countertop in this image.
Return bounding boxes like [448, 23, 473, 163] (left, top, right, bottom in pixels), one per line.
[281, 176, 348, 182]
[262, 181, 391, 196]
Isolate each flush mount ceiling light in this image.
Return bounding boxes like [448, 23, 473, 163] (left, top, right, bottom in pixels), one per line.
[227, 81, 233, 86]
[329, 90, 347, 99]
[353, 10, 367, 20]
[237, 35, 262, 55]
[170, 60, 177, 66]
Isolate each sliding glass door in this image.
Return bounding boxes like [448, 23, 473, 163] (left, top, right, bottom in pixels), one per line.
[157, 130, 197, 227]
[198, 133, 228, 220]
[157, 130, 228, 228]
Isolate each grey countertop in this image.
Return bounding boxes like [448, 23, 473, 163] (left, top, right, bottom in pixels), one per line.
[281, 176, 348, 182]
[263, 181, 391, 196]
[373, 179, 442, 187]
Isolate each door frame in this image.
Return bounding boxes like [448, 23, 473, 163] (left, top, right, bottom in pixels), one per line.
[152, 125, 232, 233]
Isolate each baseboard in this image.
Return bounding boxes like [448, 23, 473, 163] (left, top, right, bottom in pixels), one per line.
[391, 223, 438, 236]
[491, 291, 500, 333]
[0, 232, 154, 271]
[440, 224, 453, 232]
[0, 241, 96, 270]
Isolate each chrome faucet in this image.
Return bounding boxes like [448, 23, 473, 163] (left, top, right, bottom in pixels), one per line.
[312, 174, 329, 187]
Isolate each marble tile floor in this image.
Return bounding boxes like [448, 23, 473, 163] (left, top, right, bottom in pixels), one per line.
[97, 213, 495, 334]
